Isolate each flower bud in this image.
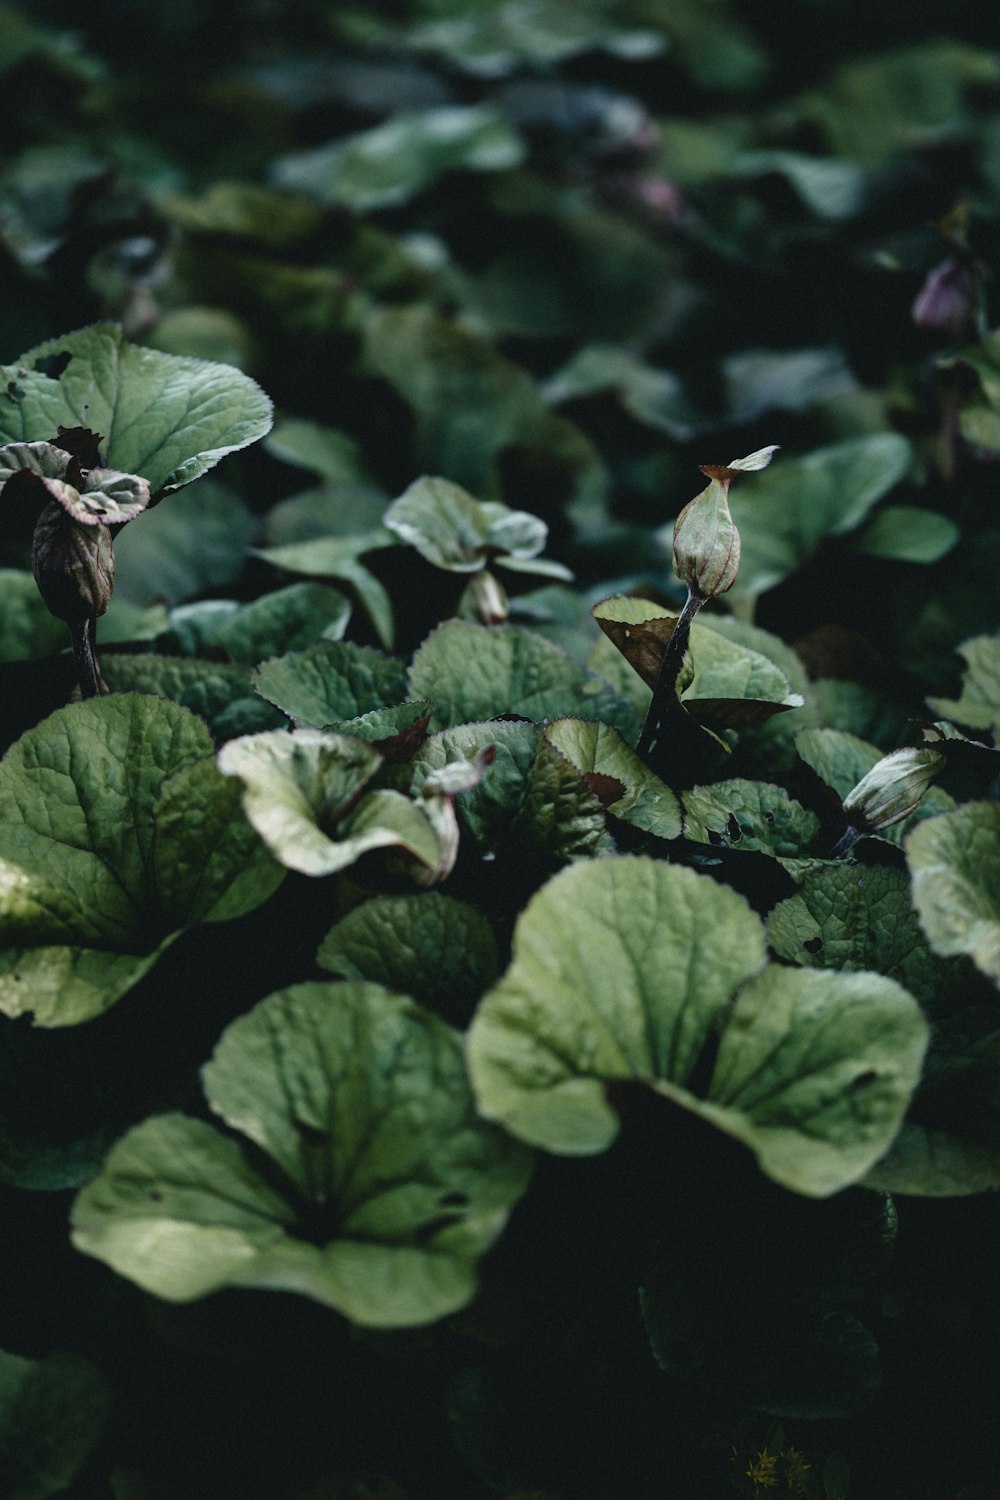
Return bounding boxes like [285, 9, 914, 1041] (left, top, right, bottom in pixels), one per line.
[912, 258, 975, 337]
[32, 502, 115, 623]
[672, 446, 778, 602]
[672, 474, 740, 601]
[842, 747, 946, 834]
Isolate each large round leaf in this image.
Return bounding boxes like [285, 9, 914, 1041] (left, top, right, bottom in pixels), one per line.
[0, 323, 272, 494]
[0, 695, 283, 1024]
[468, 858, 928, 1194]
[72, 982, 532, 1326]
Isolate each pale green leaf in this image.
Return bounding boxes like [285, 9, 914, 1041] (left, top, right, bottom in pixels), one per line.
[927, 631, 1000, 733]
[74, 984, 532, 1326]
[469, 858, 926, 1194]
[383, 476, 547, 573]
[853, 506, 959, 563]
[273, 107, 525, 212]
[907, 803, 1000, 984]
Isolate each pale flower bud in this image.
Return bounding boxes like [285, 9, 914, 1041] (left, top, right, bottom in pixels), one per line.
[672, 446, 778, 601]
[842, 747, 946, 833]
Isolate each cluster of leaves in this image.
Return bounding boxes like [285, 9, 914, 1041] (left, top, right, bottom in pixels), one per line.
[2, 0, 1000, 1496]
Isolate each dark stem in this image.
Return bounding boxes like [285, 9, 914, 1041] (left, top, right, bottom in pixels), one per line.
[829, 824, 863, 859]
[70, 615, 102, 700]
[636, 589, 704, 763]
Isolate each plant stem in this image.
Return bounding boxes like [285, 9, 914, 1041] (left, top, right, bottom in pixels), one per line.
[636, 588, 704, 764]
[70, 616, 103, 700]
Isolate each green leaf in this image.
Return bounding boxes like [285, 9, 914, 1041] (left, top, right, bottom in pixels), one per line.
[796, 727, 955, 844]
[411, 722, 541, 852]
[252, 640, 409, 729]
[543, 719, 682, 841]
[852, 506, 959, 563]
[161, 181, 323, 250]
[722, 346, 857, 423]
[111, 480, 256, 607]
[213, 582, 351, 666]
[507, 734, 614, 863]
[402, 3, 664, 77]
[723, 435, 912, 597]
[252, 533, 395, 647]
[273, 106, 525, 212]
[942, 329, 1000, 453]
[318, 892, 499, 1022]
[72, 983, 532, 1326]
[468, 859, 767, 1155]
[0, 323, 273, 494]
[0, 695, 283, 1023]
[361, 305, 605, 509]
[541, 346, 702, 441]
[790, 40, 1000, 166]
[468, 859, 927, 1194]
[683, 621, 797, 706]
[383, 476, 548, 573]
[264, 419, 377, 486]
[0, 569, 66, 661]
[927, 631, 1000, 733]
[732, 150, 867, 219]
[682, 779, 820, 856]
[0, 947, 170, 1031]
[408, 620, 637, 734]
[811, 678, 911, 750]
[100, 654, 286, 742]
[906, 803, 1000, 984]
[866, 1124, 1000, 1196]
[768, 863, 966, 1012]
[0, 1347, 108, 1500]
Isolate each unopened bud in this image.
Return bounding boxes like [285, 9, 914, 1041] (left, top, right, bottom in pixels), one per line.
[32, 502, 115, 623]
[672, 474, 740, 600]
[672, 446, 777, 602]
[842, 747, 945, 834]
[912, 258, 975, 337]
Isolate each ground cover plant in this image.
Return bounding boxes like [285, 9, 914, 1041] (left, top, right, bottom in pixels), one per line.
[1, 0, 1000, 1496]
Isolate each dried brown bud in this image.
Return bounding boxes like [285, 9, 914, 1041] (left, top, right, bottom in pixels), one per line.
[32, 502, 115, 623]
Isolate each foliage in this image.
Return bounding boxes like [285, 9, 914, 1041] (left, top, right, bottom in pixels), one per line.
[1, 1, 1000, 1497]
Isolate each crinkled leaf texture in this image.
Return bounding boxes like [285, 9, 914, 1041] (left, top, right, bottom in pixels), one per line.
[0, 1346, 108, 1500]
[71, 982, 533, 1327]
[252, 640, 409, 729]
[768, 863, 964, 1013]
[906, 802, 1000, 985]
[0, 695, 283, 1025]
[318, 892, 499, 1023]
[468, 859, 928, 1196]
[0, 322, 273, 494]
[543, 719, 682, 841]
[408, 620, 637, 734]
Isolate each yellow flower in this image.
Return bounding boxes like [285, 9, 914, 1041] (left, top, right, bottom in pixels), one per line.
[783, 1447, 812, 1492]
[746, 1447, 779, 1489]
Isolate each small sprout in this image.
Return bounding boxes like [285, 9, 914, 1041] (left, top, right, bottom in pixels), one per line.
[418, 745, 496, 885]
